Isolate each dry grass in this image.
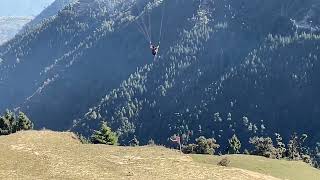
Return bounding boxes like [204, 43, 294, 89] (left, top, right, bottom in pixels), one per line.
[192, 154, 320, 180]
[0, 131, 279, 180]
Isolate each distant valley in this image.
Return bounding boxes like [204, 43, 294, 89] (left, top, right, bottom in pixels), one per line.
[0, 16, 33, 45]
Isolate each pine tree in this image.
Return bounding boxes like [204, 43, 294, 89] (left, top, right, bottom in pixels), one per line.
[274, 133, 286, 159]
[16, 112, 34, 131]
[91, 122, 118, 145]
[0, 109, 16, 135]
[228, 134, 241, 154]
[129, 135, 140, 146]
[287, 133, 301, 160]
[0, 115, 11, 135]
[0, 110, 34, 135]
[287, 133, 311, 163]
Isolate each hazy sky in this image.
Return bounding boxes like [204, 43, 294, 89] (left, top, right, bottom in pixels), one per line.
[0, 0, 55, 16]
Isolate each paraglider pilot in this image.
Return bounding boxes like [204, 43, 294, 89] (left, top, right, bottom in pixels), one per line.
[150, 43, 159, 56]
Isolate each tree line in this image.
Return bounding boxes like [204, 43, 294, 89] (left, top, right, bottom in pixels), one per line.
[81, 121, 319, 168]
[0, 109, 33, 135]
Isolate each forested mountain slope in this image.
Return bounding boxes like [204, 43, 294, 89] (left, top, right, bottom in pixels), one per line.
[0, 0, 192, 129]
[72, 0, 320, 151]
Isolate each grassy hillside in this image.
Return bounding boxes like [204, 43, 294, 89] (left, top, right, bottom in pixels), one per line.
[192, 154, 320, 180]
[0, 131, 281, 180]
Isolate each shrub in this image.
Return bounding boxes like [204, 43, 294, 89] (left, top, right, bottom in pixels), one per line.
[182, 136, 220, 155]
[75, 133, 91, 144]
[195, 136, 220, 155]
[182, 144, 197, 154]
[249, 136, 277, 158]
[302, 154, 312, 164]
[217, 157, 230, 167]
[148, 138, 155, 146]
[243, 149, 250, 155]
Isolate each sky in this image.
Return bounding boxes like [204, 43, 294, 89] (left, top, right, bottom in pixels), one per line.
[0, 0, 55, 16]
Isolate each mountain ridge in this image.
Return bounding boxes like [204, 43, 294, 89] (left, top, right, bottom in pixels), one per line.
[19, 0, 76, 34]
